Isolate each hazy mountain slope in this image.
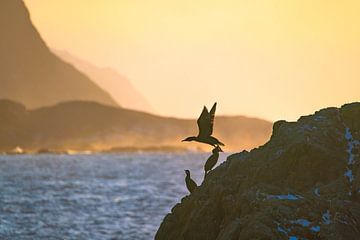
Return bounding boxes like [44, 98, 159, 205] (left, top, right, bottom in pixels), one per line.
[54, 50, 154, 113]
[156, 102, 360, 239]
[0, 0, 117, 108]
[0, 100, 271, 152]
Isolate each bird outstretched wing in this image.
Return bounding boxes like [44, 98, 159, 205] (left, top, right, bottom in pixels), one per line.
[197, 102, 217, 137]
[209, 102, 217, 135]
[197, 106, 210, 137]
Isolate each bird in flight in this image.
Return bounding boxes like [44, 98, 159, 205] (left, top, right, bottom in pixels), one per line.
[184, 170, 197, 194]
[204, 146, 223, 179]
[182, 102, 224, 147]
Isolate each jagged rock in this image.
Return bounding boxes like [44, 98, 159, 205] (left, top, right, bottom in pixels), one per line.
[156, 102, 360, 240]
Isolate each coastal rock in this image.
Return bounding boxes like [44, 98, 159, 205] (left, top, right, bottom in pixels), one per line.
[156, 102, 360, 240]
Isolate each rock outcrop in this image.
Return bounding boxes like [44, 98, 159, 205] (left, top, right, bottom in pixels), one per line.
[156, 102, 360, 240]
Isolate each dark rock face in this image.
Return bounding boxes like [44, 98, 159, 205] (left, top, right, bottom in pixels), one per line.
[156, 102, 360, 240]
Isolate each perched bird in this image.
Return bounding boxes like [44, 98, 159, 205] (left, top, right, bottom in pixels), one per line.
[182, 102, 224, 147]
[184, 170, 197, 193]
[204, 146, 223, 179]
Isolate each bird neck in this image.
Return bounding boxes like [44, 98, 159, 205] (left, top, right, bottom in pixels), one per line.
[189, 136, 197, 141]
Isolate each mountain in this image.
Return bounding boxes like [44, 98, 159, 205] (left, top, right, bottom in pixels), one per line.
[0, 100, 271, 153]
[54, 50, 154, 113]
[0, 0, 117, 109]
[156, 102, 360, 239]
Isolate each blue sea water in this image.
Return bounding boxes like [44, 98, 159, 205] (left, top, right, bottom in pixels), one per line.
[0, 153, 227, 239]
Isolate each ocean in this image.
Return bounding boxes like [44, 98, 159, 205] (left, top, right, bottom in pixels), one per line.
[0, 153, 228, 239]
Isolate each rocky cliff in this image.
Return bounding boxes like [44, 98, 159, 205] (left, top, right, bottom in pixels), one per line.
[156, 102, 360, 240]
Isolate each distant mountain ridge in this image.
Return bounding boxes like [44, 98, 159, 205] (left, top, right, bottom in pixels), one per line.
[0, 99, 272, 153]
[0, 0, 117, 109]
[54, 50, 154, 113]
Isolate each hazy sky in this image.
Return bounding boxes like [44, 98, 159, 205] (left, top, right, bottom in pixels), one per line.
[24, 0, 359, 121]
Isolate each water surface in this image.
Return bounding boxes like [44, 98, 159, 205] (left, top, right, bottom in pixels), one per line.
[0, 153, 227, 239]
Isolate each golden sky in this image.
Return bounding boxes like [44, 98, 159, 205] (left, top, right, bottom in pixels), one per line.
[24, 0, 360, 121]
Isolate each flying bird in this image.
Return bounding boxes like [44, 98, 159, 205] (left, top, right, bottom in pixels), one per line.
[182, 102, 224, 147]
[184, 170, 197, 194]
[204, 146, 223, 179]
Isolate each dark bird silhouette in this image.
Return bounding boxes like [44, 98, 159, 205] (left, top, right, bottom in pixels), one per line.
[182, 102, 224, 147]
[204, 146, 223, 179]
[185, 170, 197, 193]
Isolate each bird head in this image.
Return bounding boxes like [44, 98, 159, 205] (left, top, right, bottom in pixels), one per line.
[182, 136, 196, 142]
[213, 146, 223, 153]
[184, 169, 190, 176]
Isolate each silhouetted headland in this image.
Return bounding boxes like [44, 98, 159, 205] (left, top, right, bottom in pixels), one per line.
[0, 0, 117, 109]
[0, 99, 271, 153]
